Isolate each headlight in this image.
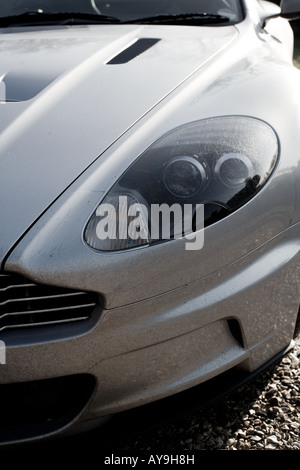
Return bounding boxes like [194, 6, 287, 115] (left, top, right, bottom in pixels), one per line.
[84, 116, 278, 251]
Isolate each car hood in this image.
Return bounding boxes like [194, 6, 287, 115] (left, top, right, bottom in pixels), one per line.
[0, 24, 238, 264]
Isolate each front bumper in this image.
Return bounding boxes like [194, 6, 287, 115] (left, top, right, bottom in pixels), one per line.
[0, 223, 299, 445]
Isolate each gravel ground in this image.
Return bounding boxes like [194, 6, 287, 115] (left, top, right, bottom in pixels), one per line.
[108, 334, 300, 452]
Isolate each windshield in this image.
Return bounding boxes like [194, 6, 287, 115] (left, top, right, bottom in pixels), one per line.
[0, 1, 244, 24]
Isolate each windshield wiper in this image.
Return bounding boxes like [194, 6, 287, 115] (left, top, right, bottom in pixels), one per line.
[122, 13, 230, 26]
[0, 11, 231, 28]
[0, 11, 121, 27]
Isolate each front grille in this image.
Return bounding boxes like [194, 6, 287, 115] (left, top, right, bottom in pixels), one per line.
[0, 272, 98, 332]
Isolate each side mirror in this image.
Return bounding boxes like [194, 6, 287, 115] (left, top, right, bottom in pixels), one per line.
[280, 0, 300, 20]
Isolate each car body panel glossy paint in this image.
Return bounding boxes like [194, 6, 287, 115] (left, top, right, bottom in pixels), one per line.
[1, 0, 300, 444]
[6, 12, 300, 306]
[0, 24, 237, 264]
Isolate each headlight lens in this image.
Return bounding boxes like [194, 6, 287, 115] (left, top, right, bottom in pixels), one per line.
[84, 116, 278, 251]
[163, 156, 209, 197]
[214, 153, 254, 187]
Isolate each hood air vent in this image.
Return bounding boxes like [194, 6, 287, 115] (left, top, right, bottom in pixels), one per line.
[107, 38, 161, 65]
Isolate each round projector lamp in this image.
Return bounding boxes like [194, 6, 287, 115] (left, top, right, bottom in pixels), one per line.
[214, 153, 254, 187]
[163, 156, 207, 197]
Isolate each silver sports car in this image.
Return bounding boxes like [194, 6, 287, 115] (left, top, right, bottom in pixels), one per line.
[0, 0, 300, 445]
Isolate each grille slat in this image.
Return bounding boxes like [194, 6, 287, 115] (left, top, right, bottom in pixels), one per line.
[0, 302, 96, 318]
[0, 272, 98, 332]
[0, 283, 36, 292]
[0, 317, 90, 332]
[0, 291, 89, 306]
